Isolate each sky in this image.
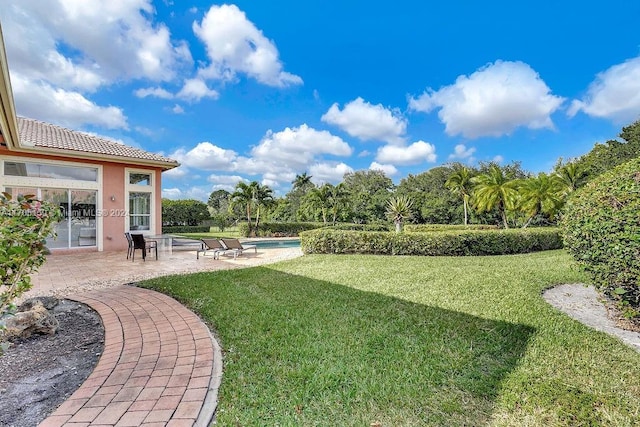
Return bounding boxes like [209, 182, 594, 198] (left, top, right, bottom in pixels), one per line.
[1, 1, 640, 200]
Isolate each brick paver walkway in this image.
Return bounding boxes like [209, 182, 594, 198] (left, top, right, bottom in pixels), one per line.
[39, 286, 222, 427]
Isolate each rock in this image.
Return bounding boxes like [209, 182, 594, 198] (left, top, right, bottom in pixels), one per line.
[1, 300, 59, 340]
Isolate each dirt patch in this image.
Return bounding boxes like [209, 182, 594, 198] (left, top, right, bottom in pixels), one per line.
[0, 298, 104, 427]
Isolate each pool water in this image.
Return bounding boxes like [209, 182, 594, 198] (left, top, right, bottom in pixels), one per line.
[244, 239, 301, 249]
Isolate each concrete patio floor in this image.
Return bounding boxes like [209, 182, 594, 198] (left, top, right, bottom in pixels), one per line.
[27, 246, 303, 300]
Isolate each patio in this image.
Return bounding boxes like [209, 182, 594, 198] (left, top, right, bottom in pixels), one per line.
[27, 246, 304, 301]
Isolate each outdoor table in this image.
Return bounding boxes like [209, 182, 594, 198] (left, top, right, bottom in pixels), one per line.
[147, 234, 173, 255]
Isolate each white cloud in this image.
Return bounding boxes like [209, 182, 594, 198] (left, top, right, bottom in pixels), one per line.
[162, 188, 184, 199]
[375, 140, 437, 165]
[162, 165, 189, 178]
[135, 87, 174, 99]
[321, 97, 407, 144]
[193, 4, 302, 87]
[11, 74, 127, 129]
[448, 144, 476, 161]
[493, 155, 504, 164]
[171, 104, 185, 114]
[369, 162, 398, 176]
[207, 174, 246, 186]
[251, 124, 352, 168]
[309, 162, 354, 184]
[1, 0, 192, 90]
[177, 78, 219, 102]
[568, 56, 640, 123]
[171, 142, 238, 171]
[409, 60, 564, 138]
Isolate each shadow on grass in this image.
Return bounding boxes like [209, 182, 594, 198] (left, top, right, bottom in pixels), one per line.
[141, 266, 535, 426]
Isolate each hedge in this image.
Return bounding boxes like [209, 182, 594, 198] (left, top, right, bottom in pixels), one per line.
[300, 228, 562, 256]
[238, 222, 325, 237]
[404, 224, 499, 233]
[561, 157, 640, 311]
[325, 223, 391, 232]
[162, 225, 211, 234]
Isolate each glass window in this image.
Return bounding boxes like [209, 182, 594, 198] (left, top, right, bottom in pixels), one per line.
[129, 173, 151, 186]
[129, 192, 151, 230]
[4, 161, 98, 181]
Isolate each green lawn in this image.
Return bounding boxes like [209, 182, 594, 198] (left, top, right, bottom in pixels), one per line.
[140, 250, 640, 426]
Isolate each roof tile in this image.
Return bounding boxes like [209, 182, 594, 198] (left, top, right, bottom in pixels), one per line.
[17, 117, 178, 167]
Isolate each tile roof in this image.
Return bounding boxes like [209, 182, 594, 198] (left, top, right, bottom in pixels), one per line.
[16, 117, 178, 167]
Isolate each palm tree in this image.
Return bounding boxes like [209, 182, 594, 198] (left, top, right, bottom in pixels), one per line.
[518, 173, 563, 227]
[445, 165, 474, 225]
[230, 181, 258, 235]
[292, 172, 313, 191]
[554, 162, 587, 197]
[253, 183, 274, 233]
[301, 184, 331, 224]
[471, 165, 519, 228]
[386, 195, 414, 233]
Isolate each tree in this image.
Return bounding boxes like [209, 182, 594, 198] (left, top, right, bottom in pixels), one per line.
[253, 183, 274, 233]
[230, 181, 274, 236]
[230, 182, 258, 235]
[517, 173, 563, 228]
[283, 172, 316, 220]
[397, 166, 462, 224]
[445, 164, 475, 225]
[162, 199, 210, 226]
[208, 189, 231, 211]
[341, 170, 394, 223]
[300, 184, 331, 223]
[386, 195, 414, 232]
[553, 160, 588, 197]
[471, 164, 519, 228]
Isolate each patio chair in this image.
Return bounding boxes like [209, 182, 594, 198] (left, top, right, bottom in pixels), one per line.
[130, 233, 157, 261]
[124, 232, 133, 259]
[197, 239, 228, 260]
[220, 238, 257, 259]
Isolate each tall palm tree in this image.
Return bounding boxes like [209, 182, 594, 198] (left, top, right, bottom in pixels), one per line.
[386, 195, 414, 232]
[292, 172, 313, 191]
[253, 183, 274, 232]
[445, 165, 474, 225]
[230, 181, 260, 235]
[518, 172, 563, 227]
[302, 184, 331, 224]
[471, 165, 519, 228]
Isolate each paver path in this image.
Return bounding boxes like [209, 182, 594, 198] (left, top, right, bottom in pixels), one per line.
[39, 286, 222, 427]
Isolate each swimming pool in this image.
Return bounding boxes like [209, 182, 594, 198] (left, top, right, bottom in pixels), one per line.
[243, 238, 301, 249]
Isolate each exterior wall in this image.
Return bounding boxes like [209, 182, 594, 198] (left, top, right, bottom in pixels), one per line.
[0, 147, 166, 252]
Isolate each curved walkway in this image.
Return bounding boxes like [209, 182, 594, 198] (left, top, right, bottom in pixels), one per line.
[40, 286, 222, 427]
[32, 247, 303, 427]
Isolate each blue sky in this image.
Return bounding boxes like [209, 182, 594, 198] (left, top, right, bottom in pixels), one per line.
[1, 1, 640, 199]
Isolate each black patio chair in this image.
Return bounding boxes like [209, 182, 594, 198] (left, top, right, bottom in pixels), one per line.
[130, 233, 157, 261]
[124, 232, 134, 259]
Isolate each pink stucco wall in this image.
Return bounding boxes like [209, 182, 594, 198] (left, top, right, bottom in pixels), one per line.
[0, 147, 167, 252]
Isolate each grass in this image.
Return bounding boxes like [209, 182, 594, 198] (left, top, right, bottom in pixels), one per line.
[140, 250, 640, 426]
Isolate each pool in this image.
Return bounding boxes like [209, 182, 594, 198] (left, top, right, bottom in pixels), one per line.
[243, 238, 301, 249]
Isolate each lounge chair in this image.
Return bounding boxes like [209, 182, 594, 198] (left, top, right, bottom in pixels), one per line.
[130, 233, 157, 261]
[197, 238, 228, 260]
[220, 238, 257, 259]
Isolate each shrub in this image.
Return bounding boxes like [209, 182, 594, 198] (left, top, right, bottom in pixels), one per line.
[300, 228, 562, 256]
[162, 225, 211, 234]
[0, 193, 61, 326]
[405, 224, 498, 233]
[561, 157, 640, 314]
[326, 223, 391, 232]
[238, 222, 325, 237]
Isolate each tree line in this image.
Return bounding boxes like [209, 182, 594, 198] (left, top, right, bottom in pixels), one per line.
[164, 120, 640, 233]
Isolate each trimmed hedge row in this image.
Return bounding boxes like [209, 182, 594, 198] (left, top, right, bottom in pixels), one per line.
[300, 228, 562, 256]
[238, 222, 325, 237]
[405, 224, 498, 232]
[162, 225, 210, 234]
[325, 223, 391, 232]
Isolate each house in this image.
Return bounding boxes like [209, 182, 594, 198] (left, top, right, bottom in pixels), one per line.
[0, 24, 179, 252]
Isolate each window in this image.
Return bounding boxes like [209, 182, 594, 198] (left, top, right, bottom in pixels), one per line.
[126, 169, 155, 232]
[129, 173, 151, 186]
[4, 161, 97, 181]
[129, 192, 151, 230]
